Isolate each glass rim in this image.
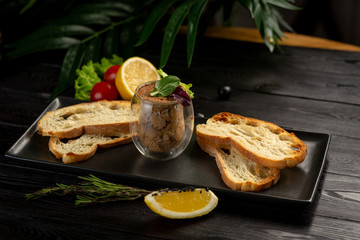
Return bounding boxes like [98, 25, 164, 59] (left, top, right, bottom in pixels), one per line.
[134, 80, 182, 105]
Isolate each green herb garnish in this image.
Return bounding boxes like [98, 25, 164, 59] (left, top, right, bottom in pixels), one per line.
[180, 82, 194, 99]
[150, 75, 180, 97]
[26, 175, 151, 207]
[154, 69, 194, 99]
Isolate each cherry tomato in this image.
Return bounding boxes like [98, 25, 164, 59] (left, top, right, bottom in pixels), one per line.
[104, 65, 121, 85]
[90, 81, 119, 101]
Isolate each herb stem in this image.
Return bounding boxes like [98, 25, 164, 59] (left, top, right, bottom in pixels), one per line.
[81, 16, 138, 44]
[26, 175, 151, 206]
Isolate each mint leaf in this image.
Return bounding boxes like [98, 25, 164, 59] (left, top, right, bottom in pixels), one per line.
[150, 75, 180, 97]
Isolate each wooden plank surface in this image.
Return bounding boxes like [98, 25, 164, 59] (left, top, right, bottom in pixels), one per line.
[197, 26, 360, 52]
[1, 33, 360, 239]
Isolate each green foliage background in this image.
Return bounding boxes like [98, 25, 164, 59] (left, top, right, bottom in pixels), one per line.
[0, 0, 300, 100]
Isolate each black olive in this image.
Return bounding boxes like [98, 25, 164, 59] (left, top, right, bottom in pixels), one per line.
[218, 86, 232, 100]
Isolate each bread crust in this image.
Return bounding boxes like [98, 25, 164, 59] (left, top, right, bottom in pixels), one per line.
[196, 112, 307, 169]
[197, 136, 280, 192]
[49, 134, 132, 164]
[38, 100, 135, 138]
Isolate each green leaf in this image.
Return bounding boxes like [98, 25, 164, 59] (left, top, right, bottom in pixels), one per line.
[82, 37, 102, 64]
[198, 0, 223, 35]
[49, 13, 112, 25]
[135, 0, 179, 47]
[119, 22, 136, 59]
[20, 0, 38, 14]
[49, 43, 85, 102]
[69, 3, 130, 18]
[222, 0, 235, 26]
[94, 55, 124, 76]
[88, 1, 135, 12]
[160, 0, 196, 69]
[150, 75, 180, 97]
[74, 61, 102, 101]
[7, 37, 81, 59]
[179, 82, 194, 99]
[266, 0, 301, 10]
[103, 27, 120, 58]
[10, 25, 94, 47]
[236, 0, 252, 10]
[186, 0, 208, 67]
[253, 1, 264, 34]
[272, 7, 294, 32]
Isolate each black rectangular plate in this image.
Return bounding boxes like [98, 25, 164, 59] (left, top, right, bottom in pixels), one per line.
[5, 97, 330, 204]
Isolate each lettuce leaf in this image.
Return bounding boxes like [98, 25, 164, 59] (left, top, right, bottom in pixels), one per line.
[180, 82, 194, 99]
[74, 54, 123, 101]
[94, 55, 123, 76]
[157, 69, 168, 78]
[74, 61, 101, 100]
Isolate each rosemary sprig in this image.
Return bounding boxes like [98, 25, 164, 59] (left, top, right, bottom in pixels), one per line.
[26, 175, 151, 207]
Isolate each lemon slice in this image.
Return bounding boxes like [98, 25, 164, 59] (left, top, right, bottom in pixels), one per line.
[144, 188, 218, 219]
[115, 56, 160, 100]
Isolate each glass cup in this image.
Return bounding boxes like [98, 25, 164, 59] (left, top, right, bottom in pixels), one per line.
[130, 81, 194, 160]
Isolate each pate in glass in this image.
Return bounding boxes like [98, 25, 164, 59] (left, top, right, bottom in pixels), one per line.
[130, 81, 194, 160]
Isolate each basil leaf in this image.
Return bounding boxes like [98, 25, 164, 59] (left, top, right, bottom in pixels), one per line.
[150, 75, 180, 97]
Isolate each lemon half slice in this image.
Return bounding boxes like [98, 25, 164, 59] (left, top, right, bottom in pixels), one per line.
[144, 188, 218, 219]
[115, 56, 160, 100]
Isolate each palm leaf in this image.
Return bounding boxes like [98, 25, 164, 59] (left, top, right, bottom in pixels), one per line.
[160, 0, 197, 68]
[197, 0, 223, 35]
[135, 0, 179, 47]
[222, 0, 236, 26]
[186, 0, 208, 67]
[69, 3, 130, 18]
[103, 27, 120, 58]
[271, 7, 294, 32]
[49, 43, 85, 102]
[10, 25, 94, 47]
[82, 37, 102, 64]
[49, 13, 112, 25]
[119, 21, 136, 59]
[7, 37, 81, 59]
[20, 0, 38, 14]
[266, 0, 301, 10]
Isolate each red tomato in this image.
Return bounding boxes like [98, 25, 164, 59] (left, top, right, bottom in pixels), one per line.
[104, 65, 121, 85]
[90, 81, 119, 101]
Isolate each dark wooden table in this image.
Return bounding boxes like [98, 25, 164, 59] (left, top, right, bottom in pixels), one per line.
[1, 34, 359, 239]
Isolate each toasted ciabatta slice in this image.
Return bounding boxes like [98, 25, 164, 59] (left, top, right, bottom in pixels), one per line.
[38, 100, 136, 138]
[196, 112, 307, 169]
[197, 136, 280, 192]
[49, 133, 132, 164]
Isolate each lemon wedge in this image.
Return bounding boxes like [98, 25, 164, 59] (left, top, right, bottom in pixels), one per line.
[144, 188, 218, 219]
[115, 56, 160, 100]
